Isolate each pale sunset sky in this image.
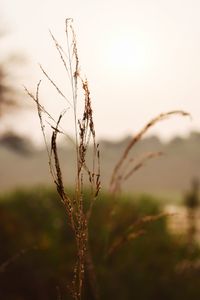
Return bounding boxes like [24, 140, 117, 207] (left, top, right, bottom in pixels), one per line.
[1, 0, 200, 144]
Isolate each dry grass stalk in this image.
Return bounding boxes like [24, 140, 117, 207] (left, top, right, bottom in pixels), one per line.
[26, 19, 100, 300]
[107, 230, 145, 257]
[123, 152, 163, 181]
[0, 247, 37, 273]
[112, 151, 163, 194]
[110, 110, 190, 194]
[107, 212, 170, 257]
[56, 286, 62, 300]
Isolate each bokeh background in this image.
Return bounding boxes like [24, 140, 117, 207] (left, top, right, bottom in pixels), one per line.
[1, 1, 200, 299]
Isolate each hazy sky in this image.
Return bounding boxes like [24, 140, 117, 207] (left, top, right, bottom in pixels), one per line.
[1, 0, 200, 143]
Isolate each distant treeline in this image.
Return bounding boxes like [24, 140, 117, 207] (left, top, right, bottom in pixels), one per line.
[0, 131, 200, 194]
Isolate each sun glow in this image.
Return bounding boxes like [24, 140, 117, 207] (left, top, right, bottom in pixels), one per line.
[102, 33, 155, 76]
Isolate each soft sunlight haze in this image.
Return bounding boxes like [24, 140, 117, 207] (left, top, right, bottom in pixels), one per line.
[1, 0, 200, 144]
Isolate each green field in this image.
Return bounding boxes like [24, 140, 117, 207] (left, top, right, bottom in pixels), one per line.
[1, 187, 200, 300]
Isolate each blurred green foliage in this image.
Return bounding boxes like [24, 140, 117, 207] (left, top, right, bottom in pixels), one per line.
[0, 188, 200, 300]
